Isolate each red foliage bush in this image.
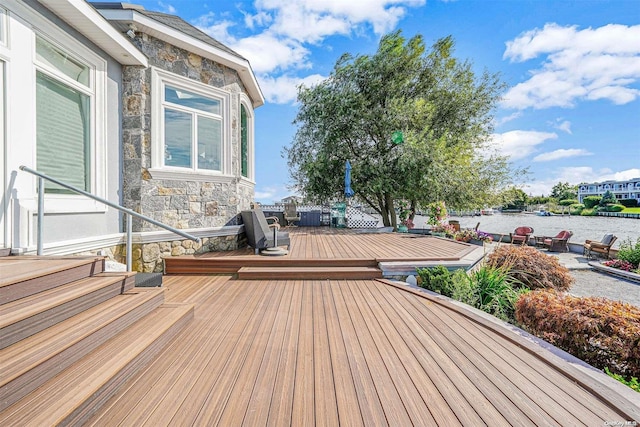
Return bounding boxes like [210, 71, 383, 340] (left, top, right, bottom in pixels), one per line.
[486, 245, 573, 291]
[516, 290, 640, 378]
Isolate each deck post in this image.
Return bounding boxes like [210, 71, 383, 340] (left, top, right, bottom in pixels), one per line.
[126, 214, 132, 271]
[37, 177, 44, 256]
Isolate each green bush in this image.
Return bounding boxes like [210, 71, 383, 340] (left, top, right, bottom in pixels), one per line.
[569, 203, 584, 215]
[468, 266, 525, 323]
[485, 245, 574, 291]
[416, 265, 455, 297]
[516, 290, 640, 379]
[417, 265, 525, 323]
[580, 207, 597, 216]
[603, 204, 625, 212]
[583, 196, 601, 208]
[617, 237, 640, 268]
[559, 198, 578, 206]
[599, 190, 617, 206]
[619, 198, 639, 208]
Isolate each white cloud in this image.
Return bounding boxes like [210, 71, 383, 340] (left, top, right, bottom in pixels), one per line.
[502, 23, 640, 109]
[258, 73, 326, 104]
[495, 111, 522, 126]
[553, 119, 572, 134]
[489, 130, 557, 160]
[193, 0, 426, 103]
[254, 0, 425, 41]
[233, 34, 312, 74]
[533, 148, 592, 162]
[157, 1, 176, 14]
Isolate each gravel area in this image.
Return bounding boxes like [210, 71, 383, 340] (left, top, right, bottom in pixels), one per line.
[568, 269, 640, 308]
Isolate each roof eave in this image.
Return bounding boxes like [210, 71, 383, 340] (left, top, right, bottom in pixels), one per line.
[38, 0, 148, 67]
[98, 9, 265, 108]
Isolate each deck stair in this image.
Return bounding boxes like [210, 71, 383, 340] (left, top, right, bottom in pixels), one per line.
[0, 255, 194, 424]
[237, 265, 383, 280]
[165, 255, 378, 275]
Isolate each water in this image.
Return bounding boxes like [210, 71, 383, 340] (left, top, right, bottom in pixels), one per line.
[441, 213, 639, 248]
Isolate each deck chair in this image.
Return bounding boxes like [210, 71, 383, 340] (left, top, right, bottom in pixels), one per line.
[510, 226, 533, 245]
[241, 209, 291, 255]
[584, 234, 617, 259]
[543, 230, 573, 253]
[284, 202, 301, 226]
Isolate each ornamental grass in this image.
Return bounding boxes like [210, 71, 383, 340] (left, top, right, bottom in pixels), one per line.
[486, 245, 573, 291]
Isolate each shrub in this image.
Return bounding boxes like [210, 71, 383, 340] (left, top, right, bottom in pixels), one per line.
[416, 265, 455, 297]
[580, 208, 597, 216]
[559, 198, 578, 206]
[468, 265, 525, 323]
[616, 237, 640, 268]
[603, 259, 636, 272]
[599, 190, 617, 206]
[569, 203, 584, 215]
[619, 198, 639, 208]
[602, 204, 625, 212]
[516, 290, 640, 378]
[583, 196, 601, 208]
[485, 245, 573, 291]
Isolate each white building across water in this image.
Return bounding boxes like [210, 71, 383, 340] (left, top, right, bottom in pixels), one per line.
[578, 178, 640, 204]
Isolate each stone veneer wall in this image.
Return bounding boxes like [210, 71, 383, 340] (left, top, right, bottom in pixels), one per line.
[119, 33, 254, 270]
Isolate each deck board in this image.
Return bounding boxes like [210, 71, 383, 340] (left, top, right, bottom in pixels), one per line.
[165, 228, 476, 275]
[86, 275, 639, 426]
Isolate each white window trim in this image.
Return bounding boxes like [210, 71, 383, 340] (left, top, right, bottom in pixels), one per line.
[5, 0, 109, 214]
[0, 7, 7, 47]
[150, 67, 232, 181]
[33, 31, 107, 214]
[239, 93, 255, 185]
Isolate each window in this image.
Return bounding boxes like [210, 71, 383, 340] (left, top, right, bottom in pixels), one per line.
[241, 104, 248, 177]
[239, 95, 254, 182]
[35, 35, 94, 194]
[152, 68, 230, 178]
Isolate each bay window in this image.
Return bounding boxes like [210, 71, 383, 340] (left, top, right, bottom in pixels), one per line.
[152, 68, 230, 178]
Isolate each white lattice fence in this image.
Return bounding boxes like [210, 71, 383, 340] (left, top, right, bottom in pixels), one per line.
[346, 207, 380, 228]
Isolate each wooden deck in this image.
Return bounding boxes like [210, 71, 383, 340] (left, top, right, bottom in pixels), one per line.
[166, 227, 481, 275]
[87, 275, 640, 426]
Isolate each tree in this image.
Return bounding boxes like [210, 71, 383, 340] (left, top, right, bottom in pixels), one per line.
[500, 187, 528, 210]
[599, 190, 617, 206]
[550, 182, 578, 201]
[286, 31, 517, 227]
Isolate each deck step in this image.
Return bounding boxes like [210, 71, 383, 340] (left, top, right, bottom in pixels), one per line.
[0, 256, 105, 304]
[0, 272, 136, 350]
[165, 256, 377, 274]
[0, 287, 165, 412]
[236, 266, 383, 280]
[0, 302, 193, 426]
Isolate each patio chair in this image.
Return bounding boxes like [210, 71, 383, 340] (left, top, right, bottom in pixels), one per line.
[510, 226, 534, 245]
[241, 209, 291, 255]
[542, 230, 573, 253]
[284, 202, 301, 226]
[584, 234, 617, 259]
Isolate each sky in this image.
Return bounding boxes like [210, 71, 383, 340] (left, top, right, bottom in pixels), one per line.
[131, 0, 640, 204]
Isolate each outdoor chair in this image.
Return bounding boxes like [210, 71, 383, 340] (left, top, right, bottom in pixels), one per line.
[284, 202, 301, 226]
[584, 234, 617, 259]
[241, 209, 291, 255]
[542, 230, 573, 253]
[510, 226, 534, 245]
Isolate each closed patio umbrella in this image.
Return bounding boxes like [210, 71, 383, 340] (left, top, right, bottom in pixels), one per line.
[345, 160, 354, 198]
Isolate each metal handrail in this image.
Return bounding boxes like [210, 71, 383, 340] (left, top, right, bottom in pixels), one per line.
[20, 165, 201, 270]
